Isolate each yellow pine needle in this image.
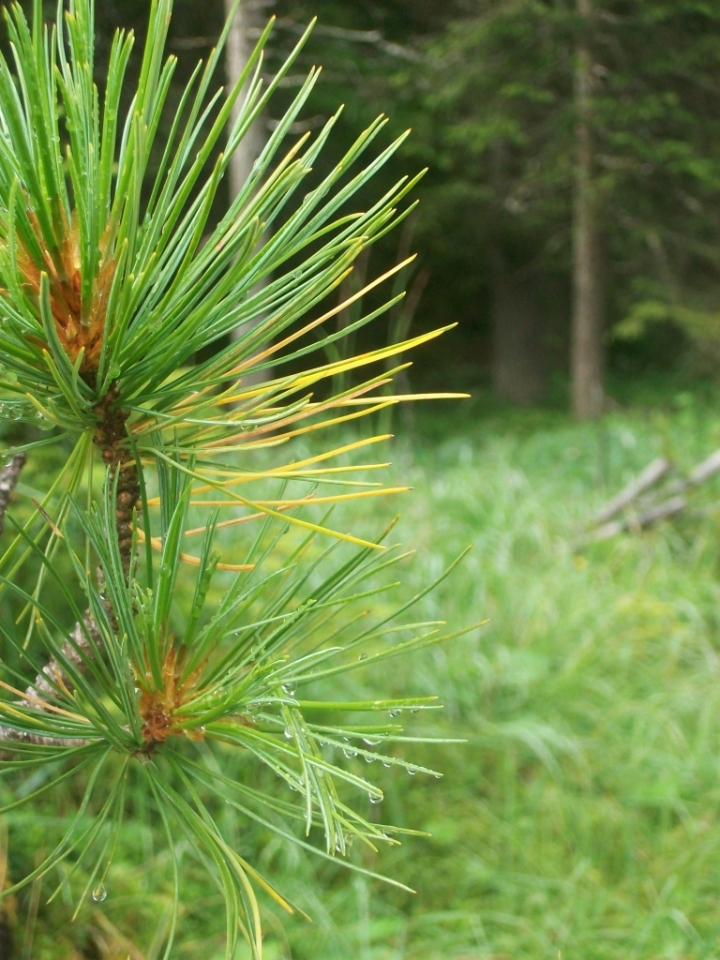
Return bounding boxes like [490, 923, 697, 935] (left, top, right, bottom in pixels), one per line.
[144, 435, 393, 504]
[24, 391, 56, 423]
[154, 455, 387, 550]
[203, 376, 395, 449]
[0, 680, 90, 723]
[331, 392, 471, 405]
[188, 463, 388, 481]
[31, 500, 65, 539]
[134, 529, 255, 571]
[220, 399, 396, 450]
[189, 331, 457, 443]
[232, 854, 307, 918]
[176, 487, 410, 536]
[227, 256, 418, 377]
[233, 324, 455, 402]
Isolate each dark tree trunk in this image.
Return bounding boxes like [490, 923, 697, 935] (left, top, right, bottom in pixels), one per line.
[492, 272, 548, 406]
[224, 0, 271, 199]
[571, 0, 605, 419]
[224, 0, 273, 382]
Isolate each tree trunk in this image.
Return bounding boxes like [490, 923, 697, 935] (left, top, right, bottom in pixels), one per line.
[571, 0, 605, 420]
[224, 0, 271, 199]
[492, 271, 548, 406]
[224, 0, 273, 383]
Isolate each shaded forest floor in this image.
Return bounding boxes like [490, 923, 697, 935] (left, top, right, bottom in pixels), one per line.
[11, 382, 720, 959]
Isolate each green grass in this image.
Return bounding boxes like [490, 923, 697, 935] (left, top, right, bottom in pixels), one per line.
[10, 385, 720, 958]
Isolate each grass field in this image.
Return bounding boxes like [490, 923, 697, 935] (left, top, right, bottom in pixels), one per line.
[11, 386, 720, 958]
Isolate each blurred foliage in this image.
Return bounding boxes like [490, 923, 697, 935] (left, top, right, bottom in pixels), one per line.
[16, 0, 720, 386]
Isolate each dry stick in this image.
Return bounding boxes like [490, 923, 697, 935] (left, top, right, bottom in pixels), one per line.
[0, 453, 27, 537]
[590, 495, 687, 542]
[593, 456, 673, 526]
[0, 452, 73, 749]
[669, 448, 720, 494]
[0, 394, 140, 753]
[588, 448, 720, 544]
[0, 452, 90, 749]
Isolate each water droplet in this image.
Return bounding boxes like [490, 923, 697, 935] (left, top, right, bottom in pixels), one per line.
[410, 708, 420, 714]
[369, 794, 383, 805]
[343, 748, 356, 759]
[289, 783, 298, 792]
[357, 653, 368, 661]
[382, 761, 392, 768]
[92, 883, 107, 902]
[407, 769, 416, 776]
[433, 773, 442, 779]
[281, 683, 297, 697]
[389, 710, 401, 719]
[363, 737, 380, 746]
[284, 728, 293, 740]
[364, 754, 374, 763]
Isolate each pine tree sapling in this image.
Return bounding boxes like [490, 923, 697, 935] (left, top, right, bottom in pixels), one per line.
[0, 1, 468, 954]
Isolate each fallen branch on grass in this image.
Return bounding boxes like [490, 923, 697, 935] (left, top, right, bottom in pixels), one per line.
[669, 448, 720, 494]
[587, 447, 720, 543]
[591, 495, 687, 542]
[593, 456, 672, 525]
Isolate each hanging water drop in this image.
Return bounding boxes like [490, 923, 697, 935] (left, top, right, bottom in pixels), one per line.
[363, 737, 380, 746]
[343, 748, 356, 759]
[92, 883, 107, 903]
[369, 794, 383, 805]
[407, 768, 416, 776]
[389, 710, 401, 719]
[282, 682, 297, 698]
[364, 754, 374, 763]
[357, 653, 368, 661]
[382, 761, 392, 768]
[284, 727, 293, 740]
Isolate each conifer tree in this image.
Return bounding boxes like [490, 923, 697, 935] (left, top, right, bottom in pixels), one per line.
[0, 1, 467, 953]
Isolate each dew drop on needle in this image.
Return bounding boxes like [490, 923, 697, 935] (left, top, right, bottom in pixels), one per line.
[92, 883, 107, 903]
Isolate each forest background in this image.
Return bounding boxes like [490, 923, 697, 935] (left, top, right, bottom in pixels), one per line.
[47, 0, 720, 419]
[6, 1, 720, 958]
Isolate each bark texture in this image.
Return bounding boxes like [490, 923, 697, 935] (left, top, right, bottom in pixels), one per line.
[224, 0, 272, 200]
[93, 387, 140, 580]
[571, 0, 605, 420]
[224, 0, 274, 383]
